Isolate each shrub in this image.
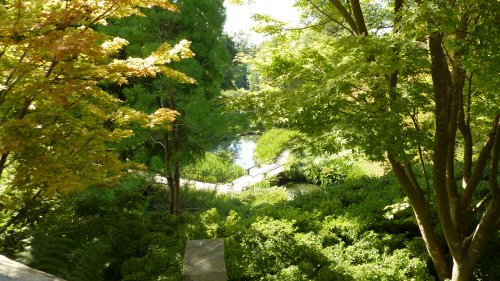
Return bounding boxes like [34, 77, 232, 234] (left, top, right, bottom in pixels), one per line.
[285, 152, 368, 186]
[17, 171, 447, 281]
[182, 151, 245, 183]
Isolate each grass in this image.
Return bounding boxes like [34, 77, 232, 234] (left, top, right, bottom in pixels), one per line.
[182, 152, 245, 183]
[254, 128, 299, 162]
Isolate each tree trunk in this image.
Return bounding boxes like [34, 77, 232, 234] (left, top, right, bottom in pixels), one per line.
[451, 259, 475, 281]
[163, 134, 175, 215]
[388, 156, 451, 280]
[173, 158, 181, 215]
[165, 17, 181, 215]
[0, 152, 9, 180]
[169, 78, 181, 215]
[321, 1, 500, 279]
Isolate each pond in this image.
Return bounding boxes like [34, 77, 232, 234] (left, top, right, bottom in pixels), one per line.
[284, 182, 320, 197]
[229, 135, 320, 195]
[231, 135, 258, 170]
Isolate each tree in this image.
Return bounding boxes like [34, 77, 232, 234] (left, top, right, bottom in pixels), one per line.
[222, 32, 256, 90]
[101, 0, 240, 214]
[0, 0, 192, 220]
[237, 1, 500, 280]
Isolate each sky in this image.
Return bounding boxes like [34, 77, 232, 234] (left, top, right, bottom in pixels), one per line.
[223, 0, 301, 45]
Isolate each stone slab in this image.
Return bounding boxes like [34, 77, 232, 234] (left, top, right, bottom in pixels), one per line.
[183, 239, 227, 281]
[0, 255, 64, 281]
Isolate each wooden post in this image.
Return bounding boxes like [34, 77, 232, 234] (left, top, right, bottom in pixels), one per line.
[183, 239, 227, 281]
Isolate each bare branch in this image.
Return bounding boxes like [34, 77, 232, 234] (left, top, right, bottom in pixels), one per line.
[307, 0, 355, 35]
[148, 132, 166, 149]
[410, 110, 432, 200]
[285, 20, 332, 31]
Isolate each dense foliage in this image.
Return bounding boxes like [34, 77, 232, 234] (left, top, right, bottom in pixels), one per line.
[99, 0, 246, 214]
[0, 0, 190, 248]
[285, 152, 367, 186]
[235, 1, 500, 279]
[2, 1, 499, 281]
[182, 151, 245, 183]
[14, 171, 452, 281]
[0, 0, 186, 193]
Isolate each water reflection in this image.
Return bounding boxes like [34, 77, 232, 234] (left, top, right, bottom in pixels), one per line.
[285, 182, 319, 196]
[232, 136, 257, 169]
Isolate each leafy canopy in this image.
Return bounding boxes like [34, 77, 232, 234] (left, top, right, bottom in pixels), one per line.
[0, 0, 193, 194]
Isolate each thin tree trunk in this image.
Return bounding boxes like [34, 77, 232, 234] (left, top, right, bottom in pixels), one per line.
[173, 157, 181, 215]
[388, 156, 451, 280]
[168, 78, 181, 214]
[451, 117, 500, 281]
[0, 152, 9, 180]
[163, 134, 175, 215]
[158, 17, 181, 215]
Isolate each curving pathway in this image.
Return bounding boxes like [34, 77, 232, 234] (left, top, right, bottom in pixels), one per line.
[155, 150, 289, 193]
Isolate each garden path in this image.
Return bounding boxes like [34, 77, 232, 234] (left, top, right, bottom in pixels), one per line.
[155, 150, 289, 193]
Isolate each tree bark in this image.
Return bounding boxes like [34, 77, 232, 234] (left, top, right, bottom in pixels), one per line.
[323, 1, 500, 279]
[450, 117, 500, 281]
[0, 152, 9, 180]
[349, 0, 368, 35]
[159, 17, 181, 215]
[428, 33, 464, 263]
[163, 134, 175, 215]
[388, 156, 451, 280]
[328, 0, 359, 34]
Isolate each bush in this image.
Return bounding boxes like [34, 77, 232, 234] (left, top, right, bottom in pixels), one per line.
[182, 151, 245, 183]
[284, 152, 369, 186]
[17, 172, 443, 281]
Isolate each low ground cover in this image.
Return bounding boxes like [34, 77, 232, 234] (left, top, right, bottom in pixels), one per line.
[181, 151, 245, 183]
[4, 158, 498, 281]
[254, 129, 299, 162]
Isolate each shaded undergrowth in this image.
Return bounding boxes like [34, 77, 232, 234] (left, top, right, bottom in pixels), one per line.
[7, 169, 499, 281]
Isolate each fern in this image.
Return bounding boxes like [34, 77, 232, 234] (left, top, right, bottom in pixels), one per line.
[27, 226, 109, 281]
[29, 227, 75, 278]
[66, 242, 108, 281]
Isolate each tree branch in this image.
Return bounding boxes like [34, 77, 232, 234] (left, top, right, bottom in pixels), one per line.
[306, 0, 355, 35]
[388, 154, 451, 280]
[284, 20, 333, 31]
[462, 115, 499, 207]
[490, 116, 500, 198]
[465, 187, 500, 272]
[472, 193, 491, 214]
[349, 0, 368, 35]
[410, 110, 432, 200]
[0, 152, 10, 180]
[403, 162, 426, 199]
[328, 0, 359, 35]
[429, 32, 463, 261]
[458, 72, 474, 182]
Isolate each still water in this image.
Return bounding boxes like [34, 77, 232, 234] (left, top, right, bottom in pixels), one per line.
[230, 136, 319, 195]
[232, 136, 257, 169]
